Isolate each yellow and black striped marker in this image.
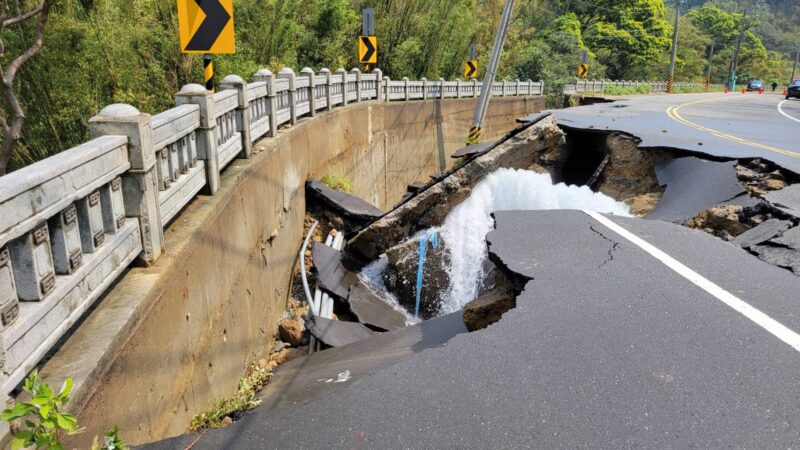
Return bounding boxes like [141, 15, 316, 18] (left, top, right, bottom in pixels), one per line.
[666, 74, 673, 94]
[204, 54, 215, 92]
[466, 126, 482, 144]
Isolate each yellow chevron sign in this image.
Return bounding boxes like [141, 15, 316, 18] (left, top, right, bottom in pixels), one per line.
[578, 63, 589, 79]
[177, 0, 235, 54]
[464, 60, 478, 79]
[359, 36, 377, 64]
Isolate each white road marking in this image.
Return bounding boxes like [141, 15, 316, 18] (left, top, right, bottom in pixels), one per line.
[583, 209, 800, 353]
[777, 100, 800, 124]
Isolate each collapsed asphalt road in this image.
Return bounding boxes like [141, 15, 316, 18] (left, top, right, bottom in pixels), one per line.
[142, 210, 800, 448]
[555, 93, 800, 174]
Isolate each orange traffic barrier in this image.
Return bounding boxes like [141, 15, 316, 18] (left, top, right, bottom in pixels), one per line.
[783, 88, 787, 96]
[742, 88, 746, 94]
[724, 87, 729, 93]
[758, 88, 763, 94]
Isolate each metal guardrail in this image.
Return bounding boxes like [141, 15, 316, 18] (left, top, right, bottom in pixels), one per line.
[563, 79, 725, 94]
[0, 67, 542, 396]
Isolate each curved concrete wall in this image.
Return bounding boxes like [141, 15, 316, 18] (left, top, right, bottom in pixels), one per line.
[36, 96, 544, 447]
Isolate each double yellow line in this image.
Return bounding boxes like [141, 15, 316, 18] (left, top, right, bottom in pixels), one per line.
[666, 96, 800, 159]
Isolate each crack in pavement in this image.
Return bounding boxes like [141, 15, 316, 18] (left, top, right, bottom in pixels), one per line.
[589, 224, 621, 267]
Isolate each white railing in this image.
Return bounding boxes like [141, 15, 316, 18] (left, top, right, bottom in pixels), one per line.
[0, 67, 542, 396]
[564, 79, 725, 94]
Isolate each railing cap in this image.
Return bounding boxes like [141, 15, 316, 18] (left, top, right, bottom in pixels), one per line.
[319, 68, 331, 74]
[335, 68, 347, 74]
[300, 67, 315, 75]
[222, 74, 245, 83]
[350, 68, 361, 73]
[97, 103, 141, 118]
[278, 67, 295, 75]
[255, 69, 273, 77]
[179, 83, 207, 94]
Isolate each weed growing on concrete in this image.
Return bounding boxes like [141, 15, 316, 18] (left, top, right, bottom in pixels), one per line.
[0, 370, 78, 449]
[321, 173, 353, 192]
[91, 425, 127, 450]
[188, 363, 273, 431]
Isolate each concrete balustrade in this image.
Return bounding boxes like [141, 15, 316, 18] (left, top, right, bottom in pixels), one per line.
[0, 67, 542, 399]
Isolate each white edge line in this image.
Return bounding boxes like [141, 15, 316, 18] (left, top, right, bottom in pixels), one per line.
[777, 100, 800, 124]
[582, 209, 800, 353]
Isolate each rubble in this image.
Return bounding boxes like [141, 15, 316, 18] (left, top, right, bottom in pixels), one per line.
[462, 287, 515, 332]
[687, 205, 751, 240]
[306, 179, 384, 231]
[383, 236, 451, 320]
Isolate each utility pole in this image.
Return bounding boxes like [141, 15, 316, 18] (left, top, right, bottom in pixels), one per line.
[705, 42, 715, 92]
[466, 0, 515, 145]
[792, 47, 799, 81]
[728, 8, 748, 91]
[667, 0, 681, 93]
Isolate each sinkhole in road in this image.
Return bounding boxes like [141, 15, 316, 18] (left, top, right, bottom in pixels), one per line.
[360, 168, 631, 321]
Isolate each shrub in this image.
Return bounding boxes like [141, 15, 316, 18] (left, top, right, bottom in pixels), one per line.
[321, 173, 353, 192]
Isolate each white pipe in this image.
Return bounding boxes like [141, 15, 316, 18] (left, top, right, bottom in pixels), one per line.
[299, 221, 319, 312]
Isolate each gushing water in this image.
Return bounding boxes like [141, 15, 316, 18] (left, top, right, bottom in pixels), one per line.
[437, 168, 631, 314]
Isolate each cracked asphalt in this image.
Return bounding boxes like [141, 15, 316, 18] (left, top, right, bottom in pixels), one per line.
[141, 210, 800, 449]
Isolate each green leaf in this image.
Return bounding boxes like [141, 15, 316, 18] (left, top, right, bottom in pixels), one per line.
[11, 434, 31, 450]
[29, 395, 50, 406]
[39, 403, 51, 419]
[57, 378, 73, 400]
[0, 403, 35, 421]
[54, 412, 77, 431]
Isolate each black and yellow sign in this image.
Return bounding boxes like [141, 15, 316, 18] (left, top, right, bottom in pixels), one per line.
[177, 0, 235, 54]
[359, 36, 377, 64]
[578, 63, 589, 79]
[464, 60, 478, 79]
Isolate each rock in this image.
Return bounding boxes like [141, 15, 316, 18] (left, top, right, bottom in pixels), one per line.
[306, 179, 384, 231]
[278, 318, 304, 346]
[761, 178, 787, 191]
[345, 116, 566, 268]
[463, 288, 516, 332]
[688, 205, 750, 237]
[771, 226, 800, 251]
[221, 417, 233, 426]
[270, 342, 285, 353]
[625, 192, 662, 217]
[764, 184, 800, 220]
[382, 235, 451, 320]
[347, 278, 408, 331]
[269, 346, 308, 365]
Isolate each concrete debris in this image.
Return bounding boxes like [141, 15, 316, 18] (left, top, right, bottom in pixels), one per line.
[347, 279, 407, 331]
[772, 226, 800, 251]
[383, 236, 451, 320]
[305, 315, 376, 347]
[451, 142, 495, 159]
[748, 245, 800, 275]
[736, 159, 794, 197]
[764, 184, 800, 220]
[730, 219, 792, 248]
[277, 318, 304, 347]
[306, 179, 384, 231]
[647, 158, 745, 224]
[269, 346, 308, 366]
[312, 242, 357, 300]
[595, 134, 672, 201]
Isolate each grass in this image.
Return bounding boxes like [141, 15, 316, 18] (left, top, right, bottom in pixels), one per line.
[601, 85, 652, 96]
[321, 172, 353, 192]
[188, 363, 273, 432]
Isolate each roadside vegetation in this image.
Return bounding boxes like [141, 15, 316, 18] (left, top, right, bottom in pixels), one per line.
[0, 0, 797, 173]
[321, 173, 354, 192]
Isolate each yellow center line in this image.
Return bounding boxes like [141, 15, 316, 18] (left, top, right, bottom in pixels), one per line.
[666, 96, 800, 159]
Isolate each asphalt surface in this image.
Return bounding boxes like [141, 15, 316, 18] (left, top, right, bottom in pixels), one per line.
[141, 210, 800, 449]
[555, 92, 800, 174]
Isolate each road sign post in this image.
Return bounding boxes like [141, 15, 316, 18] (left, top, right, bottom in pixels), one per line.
[177, 0, 235, 91]
[360, 8, 376, 71]
[578, 50, 589, 79]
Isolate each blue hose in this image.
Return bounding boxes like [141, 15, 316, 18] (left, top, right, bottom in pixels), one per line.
[414, 231, 439, 319]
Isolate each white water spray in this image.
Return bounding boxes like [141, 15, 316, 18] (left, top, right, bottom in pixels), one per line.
[437, 168, 631, 313]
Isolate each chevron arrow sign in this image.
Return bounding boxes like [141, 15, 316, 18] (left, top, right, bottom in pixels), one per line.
[464, 60, 478, 79]
[359, 36, 377, 64]
[178, 0, 236, 54]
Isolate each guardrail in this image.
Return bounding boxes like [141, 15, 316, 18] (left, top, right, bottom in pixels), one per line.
[563, 79, 725, 94]
[0, 67, 542, 396]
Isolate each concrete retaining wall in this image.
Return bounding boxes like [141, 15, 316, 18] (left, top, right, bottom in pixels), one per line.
[35, 95, 543, 447]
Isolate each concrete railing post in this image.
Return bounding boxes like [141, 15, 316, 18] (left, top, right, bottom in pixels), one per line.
[175, 84, 220, 195]
[278, 68, 297, 125]
[373, 69, 383, 100]
[383, 76, 391, 101]
[421, 78, 428, 100]
[515, 79, 521, 96]
[219, 75, 252, 159]
[336, 68, 348, 106]
[502, 80, 508, 97]
[88, 104, 164, 265]
[319, 68, 333, 111]
[351, 68, 362, 102]
[300, 67, 316, 117]
[439, 78, 446, 99]
[457, 80, 462, 98]
[403, 77, 410, 101]
[472, 78, 478, 98]
[253, 69, 278, 138]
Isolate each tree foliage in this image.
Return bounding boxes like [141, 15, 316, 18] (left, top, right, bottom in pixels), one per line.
[1, 0, 797, 171]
